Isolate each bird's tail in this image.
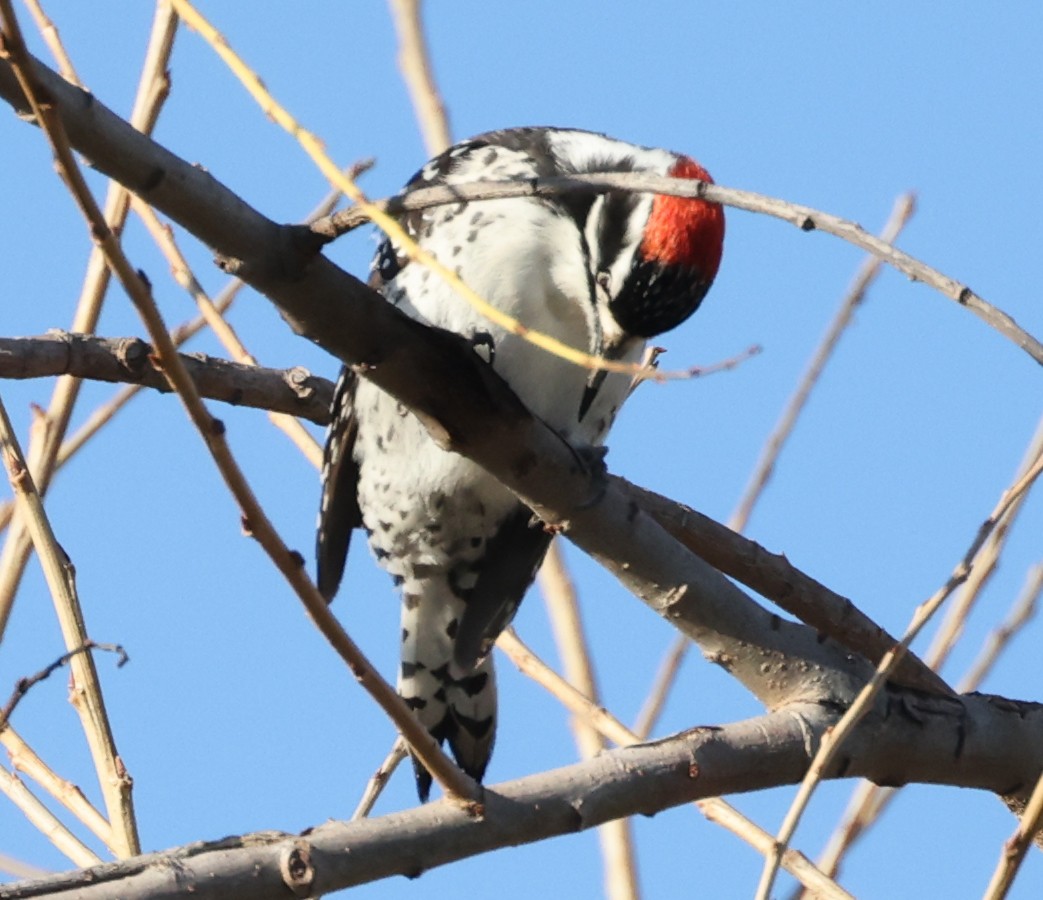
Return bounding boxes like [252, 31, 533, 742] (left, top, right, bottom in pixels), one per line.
[398, 578, 497, 801]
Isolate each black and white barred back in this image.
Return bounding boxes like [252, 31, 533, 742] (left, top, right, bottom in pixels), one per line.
[317, 127, 725, 800]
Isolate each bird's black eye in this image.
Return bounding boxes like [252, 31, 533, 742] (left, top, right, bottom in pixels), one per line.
[609, 260, 711, 338]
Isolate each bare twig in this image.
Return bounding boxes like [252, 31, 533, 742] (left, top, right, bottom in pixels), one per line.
[0, 334, 332, 423]
[982, 768, 1043, 900]
[20, 0, 79, 85]
[959, 563, 1042, 693]
[923, 414, 1043, 675]
[0, 390, 139, 856]
[351, 738, 408, 820]
[0, 765, 101, 868]
[0, 852, 49, 880]
[631, 635, 689, 740]
[730, 193, 918, 532]
[538, 543, 640, 900]
[386, 0, 450, 155]
[0, 641, 127, 731]
[1, 725, 114, 851]
[315, 175, 1043, 369]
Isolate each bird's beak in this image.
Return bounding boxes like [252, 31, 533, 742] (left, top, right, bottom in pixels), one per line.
[579, 368, 608, 421]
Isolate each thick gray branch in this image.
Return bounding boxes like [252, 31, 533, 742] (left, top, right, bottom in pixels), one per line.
[5, 695, 1041, 899]
[0, 334, 331, 423]
[0, 329, 944, 693]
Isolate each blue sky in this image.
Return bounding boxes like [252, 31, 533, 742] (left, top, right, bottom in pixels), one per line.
[2, 3, 1042, 897]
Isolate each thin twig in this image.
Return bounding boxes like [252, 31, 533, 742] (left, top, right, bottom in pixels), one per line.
[315, 175, 1043, 370]
[0, 5, 474, 802]
[959, 563, 1043, 693]
[351, 737, 408, 820]
[0, 852, 49, 880]
[631, 636, 689, 740]
[923, 414, 1043, 674]
[0, 765, 101, 868]
[730, 193, 918, 532]
[0, 390, 140, 857]
[0, 640, 127, 730]
[20, 0, 79, 85]
[538, 543, 640, 900]
[386, 0, 450, 156]
[755, 447, 1043, 900]
[981, 768, 1043, 900]
[1, 725, 115, 851]
[496, 628, 854, 900]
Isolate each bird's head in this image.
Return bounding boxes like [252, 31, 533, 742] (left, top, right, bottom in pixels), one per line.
[589, 155, 725, 340]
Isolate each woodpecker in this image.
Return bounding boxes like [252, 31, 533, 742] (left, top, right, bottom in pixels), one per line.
[317, 127, 725, 800]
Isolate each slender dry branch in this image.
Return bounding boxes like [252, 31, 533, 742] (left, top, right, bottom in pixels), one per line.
[538, 543, 640, 900]
[0, 853, 48, 881]
[0, 334, 332, 423]
[0, 641, 127, 731]
[959, 563, 1043, 693]
[0, 766, 101, 869]
[924, 414, 1043, 675]
[386, 0, 450, 155]
[9, 689, 1042, 899]
[983, 769, 1043, 900]
[315, 176, 1043, 369]
[1, 726, 114, 852]
[730, 193, 918, 532]
[350, 738, 408, 820]
[0, 392, 139, 857]
[20, 0, 79, 85]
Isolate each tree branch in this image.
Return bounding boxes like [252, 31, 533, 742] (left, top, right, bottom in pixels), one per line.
[314, 178, 1043, 370]
[5, 693, 1042, 899]
[0, 334, 332, 424]
[0, 328, 947, 695]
